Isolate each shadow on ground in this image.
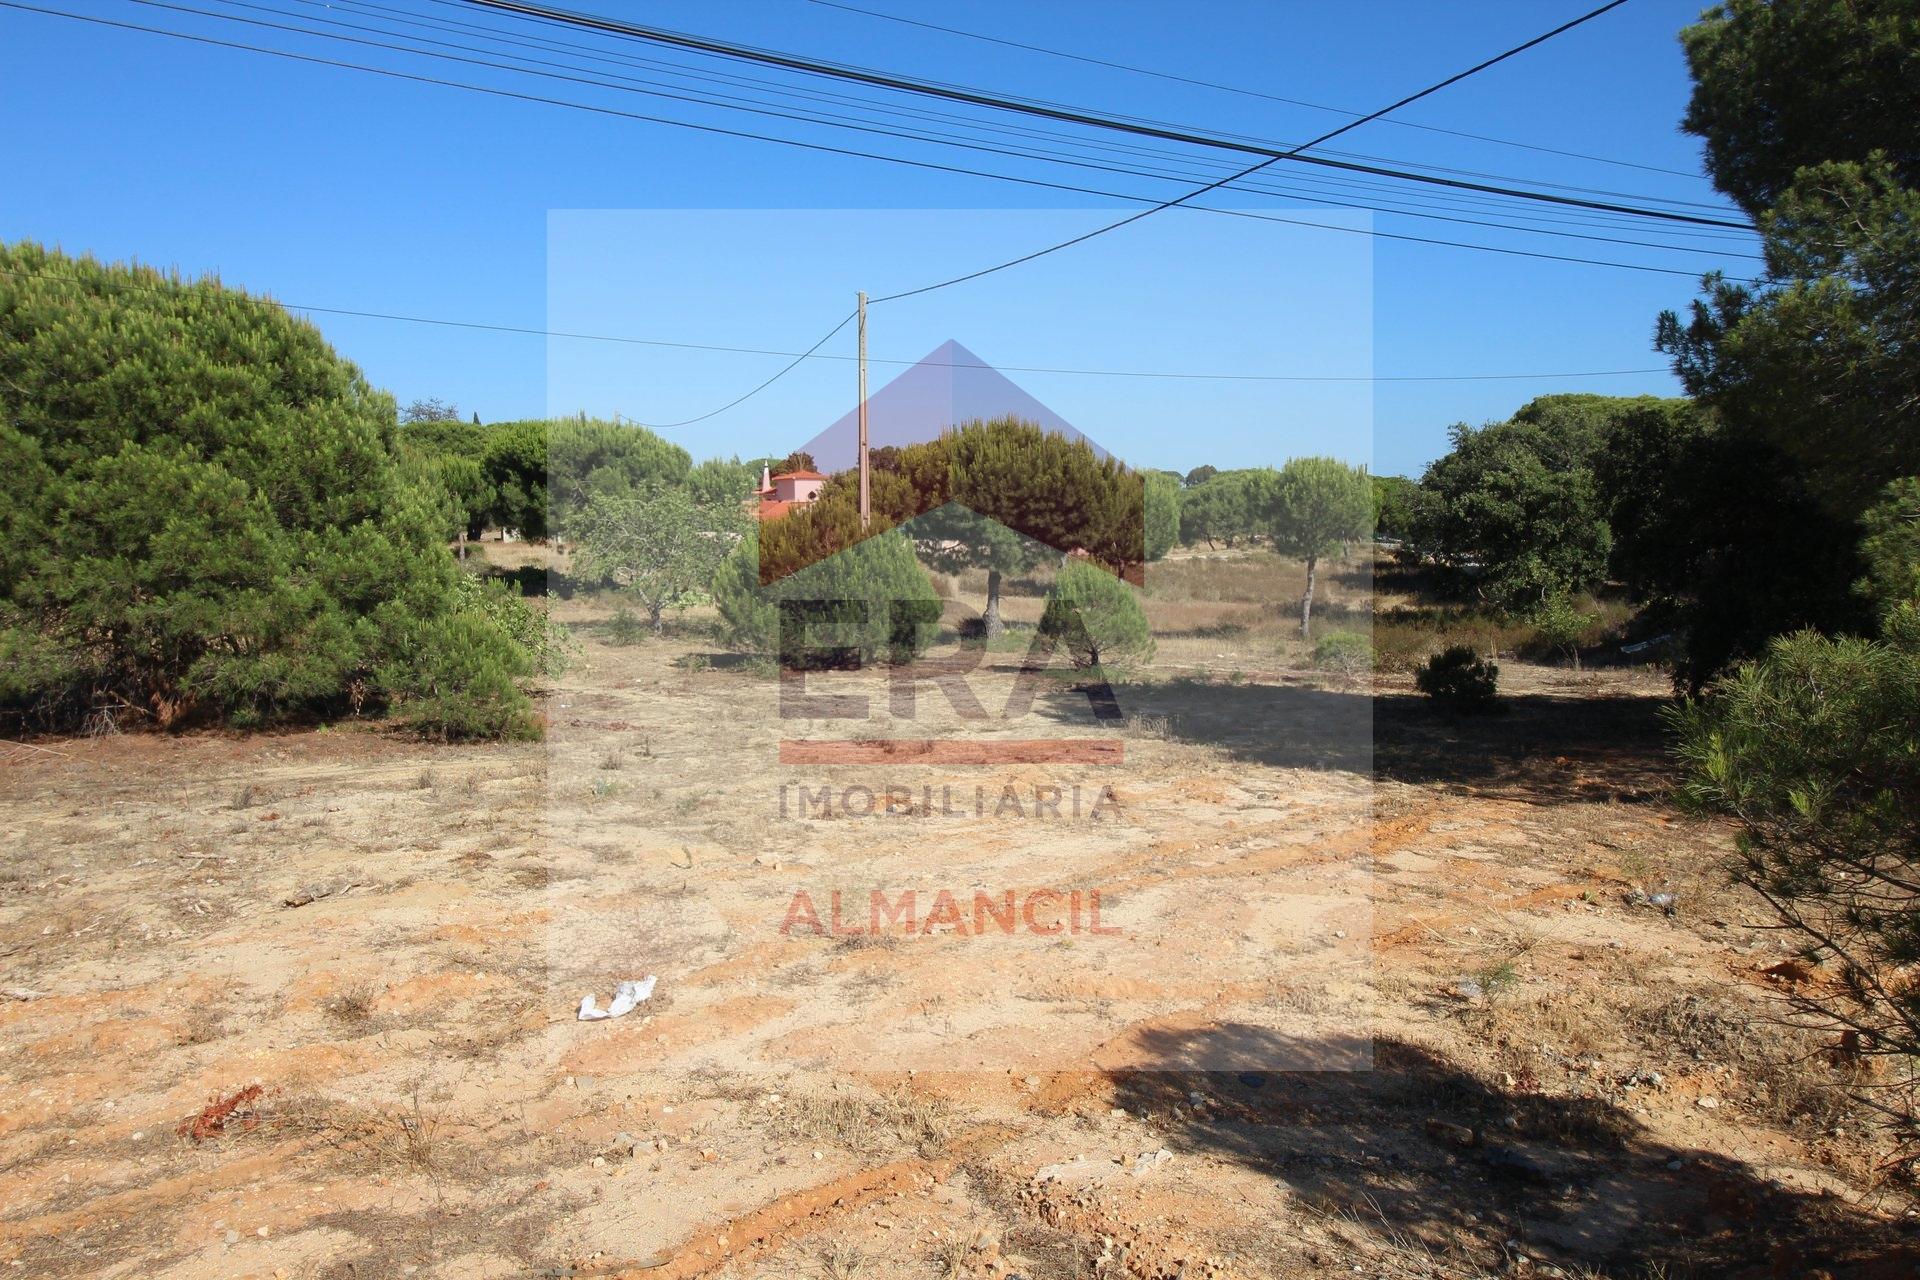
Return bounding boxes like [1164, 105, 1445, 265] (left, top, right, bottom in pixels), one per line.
[1104, 1029, 1916, 1278]
[1027, 677, 1672, 804]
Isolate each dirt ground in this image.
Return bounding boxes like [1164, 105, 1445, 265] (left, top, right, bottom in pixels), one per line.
[3, 549, 1914, 1279]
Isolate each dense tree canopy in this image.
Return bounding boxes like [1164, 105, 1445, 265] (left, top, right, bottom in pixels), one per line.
[1370, 474, 1423, 541]
[1416, 419, 1612, 610]
[1177, 470, 1260, 548]
[747, 419, 1152, 639]
[1679, 0, 1920, 215]
[1144, 472, 1181, 562]
[1039, 559, 1153, 673]
[1656, 5, 1920, 682]
[479, 416, 690, 541]
[1668, 0, 1920, 1140]
[0, 242, 538, 737]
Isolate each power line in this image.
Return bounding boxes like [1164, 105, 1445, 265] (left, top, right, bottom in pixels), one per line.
[395, 0, 1738, 218]
[805, 0, 1715, 183]
[336, 0, 1742, 219]
[644, 311, 855, 427]
[0, 0, 1712, 424]
[461, 0, 1749, 231]
[0, 265, 1674, 384]
[190, 0, 1757, 261]
[2, 1, 1752, 284]
[867, 0, 1636, 303]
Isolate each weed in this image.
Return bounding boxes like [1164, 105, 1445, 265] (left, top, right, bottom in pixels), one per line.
[1125, 712, 1175, 740]
[821, 1241, 870, 1280]
[1470, 958, 1522, 1002]
[606, 606, 647, 646]
[321, 981, 381, 1028]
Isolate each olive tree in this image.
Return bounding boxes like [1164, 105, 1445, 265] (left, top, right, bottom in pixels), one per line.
[573, 483, 746, 632]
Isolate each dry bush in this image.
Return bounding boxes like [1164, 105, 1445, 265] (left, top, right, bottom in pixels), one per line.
[320, 981, 382, 1028]
[266, 1090, 452, 1177]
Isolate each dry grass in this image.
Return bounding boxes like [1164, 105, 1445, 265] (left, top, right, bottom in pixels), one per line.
[320, 980, 381, 1028]
[821, 1240, 872, 1280]
[1629, 993, 1858, 1128]
[1146, 552, 1308, 604]
[267, 1090, 452, 1177]
[770, 1085, 952, 1156]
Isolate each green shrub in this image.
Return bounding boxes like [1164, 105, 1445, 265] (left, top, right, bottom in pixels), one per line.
[1670, 608, 1920, 1134]
[1415, 645, 1499, 713]
[1311, 630, 1374, 682]
[1039, 559, 1154, 674]
[0, 242, 538, 737]
[711, 526, 939, 667]
[605, 606, 647, 646]
[1527, 592, 1596, 668]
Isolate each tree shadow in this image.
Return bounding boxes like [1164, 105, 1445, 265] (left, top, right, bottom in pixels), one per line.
[476, 562, 582, 599]
[1099, 1027, 1914, 1277]
[1026, 678, 1673, 804]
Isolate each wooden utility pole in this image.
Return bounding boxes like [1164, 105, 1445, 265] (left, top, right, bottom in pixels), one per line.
[857, 290, 870, 530]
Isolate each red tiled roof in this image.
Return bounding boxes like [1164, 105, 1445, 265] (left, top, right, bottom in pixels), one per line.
[772, 469, 827, 481]
[757, 499, 797, 520]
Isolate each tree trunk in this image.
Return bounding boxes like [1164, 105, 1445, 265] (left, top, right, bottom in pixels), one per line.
[1300, 555, 1318, 638]
[982, 568, 1005, 639]
[457, 529, 467, 562]
[650, 600, 665, 634]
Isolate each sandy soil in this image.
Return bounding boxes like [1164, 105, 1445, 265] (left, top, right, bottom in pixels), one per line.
[2, 566, 1912, 1279]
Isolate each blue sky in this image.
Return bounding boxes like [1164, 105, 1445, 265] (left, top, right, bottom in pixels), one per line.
[0, 0, 1754, 477]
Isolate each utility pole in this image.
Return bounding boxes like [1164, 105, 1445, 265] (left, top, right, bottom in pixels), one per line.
[857, 290, 870, 530]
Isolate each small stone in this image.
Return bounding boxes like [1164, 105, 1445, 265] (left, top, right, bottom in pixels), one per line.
[224, 1231, 239, 1245]
[1424, 1117, 1477, 1148]
[1696, 1096, 1720, 1110]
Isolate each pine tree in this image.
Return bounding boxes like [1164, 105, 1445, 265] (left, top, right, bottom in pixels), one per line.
[0, 242, 540, 737]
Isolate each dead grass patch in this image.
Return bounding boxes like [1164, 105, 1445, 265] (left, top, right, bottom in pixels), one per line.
[770, 1084, 952, 1156]
[1629, 993, 1858, 1128]
[320, 980, 382, 1028]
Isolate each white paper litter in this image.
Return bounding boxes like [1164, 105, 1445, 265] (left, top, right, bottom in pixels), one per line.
[577, 975, 657, 1021]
